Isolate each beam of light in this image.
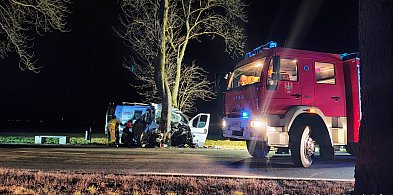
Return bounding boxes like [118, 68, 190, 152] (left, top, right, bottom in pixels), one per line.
[267, 0, 325, 47]
[250, 120, 265, 128]
[285, 0, 325, 48]
[260, 90, 275, 117]
[254, 63, 262, 67]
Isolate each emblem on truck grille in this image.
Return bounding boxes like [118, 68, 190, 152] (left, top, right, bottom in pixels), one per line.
[233, 95, 244, 101]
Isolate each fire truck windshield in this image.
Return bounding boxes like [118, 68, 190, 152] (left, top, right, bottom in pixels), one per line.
[227, 57, 266, 90]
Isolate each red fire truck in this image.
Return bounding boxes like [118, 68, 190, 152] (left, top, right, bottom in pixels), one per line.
[222, 41, 360, 167]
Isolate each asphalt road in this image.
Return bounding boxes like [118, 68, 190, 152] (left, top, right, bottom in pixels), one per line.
[0, 145, 356, 180]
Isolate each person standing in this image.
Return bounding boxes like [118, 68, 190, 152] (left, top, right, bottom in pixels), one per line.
[107, 115, 121, 146]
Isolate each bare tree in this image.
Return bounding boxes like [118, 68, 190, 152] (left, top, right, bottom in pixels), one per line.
[117, 0, 246, 143]
[117, 0, 246, 110]
[117, 0, 172, 135]
[355, 0, 393, 194]
[0, 0, 70, 72]
[166, 0, 246, 108]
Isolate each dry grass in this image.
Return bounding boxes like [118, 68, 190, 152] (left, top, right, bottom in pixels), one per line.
[0, 136, 246, 149]
[0, 167, 354, 194]
[204, 140, 246, 149]
[0, 136, 108, 145]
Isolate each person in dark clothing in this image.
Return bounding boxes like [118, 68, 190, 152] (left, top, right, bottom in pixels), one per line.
[121, 120, 134, 146]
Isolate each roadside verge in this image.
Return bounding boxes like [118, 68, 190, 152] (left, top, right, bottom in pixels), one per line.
[0, 168, 354, 194]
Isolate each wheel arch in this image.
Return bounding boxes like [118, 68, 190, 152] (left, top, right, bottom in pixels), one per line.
[285, 106, 333, 147]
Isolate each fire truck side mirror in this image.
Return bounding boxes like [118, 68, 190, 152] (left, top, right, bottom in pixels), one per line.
[272, 73, 280, 80]
[272, 56, 280, 74]
[224, 72, 230, 80]
[214, 72, 229, 93]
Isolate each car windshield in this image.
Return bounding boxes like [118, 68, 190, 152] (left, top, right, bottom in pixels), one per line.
[227, 57, 266, 90]
[154, 106, 182, 124]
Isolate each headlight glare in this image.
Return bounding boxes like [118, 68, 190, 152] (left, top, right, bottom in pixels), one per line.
[250, 120, 265, 128]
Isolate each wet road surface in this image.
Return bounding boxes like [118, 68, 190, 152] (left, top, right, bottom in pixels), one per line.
[0, 145, 355, 180]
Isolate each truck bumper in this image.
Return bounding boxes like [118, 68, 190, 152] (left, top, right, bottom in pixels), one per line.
[222, 117, 289, 147]
[222, 117, 267, 141]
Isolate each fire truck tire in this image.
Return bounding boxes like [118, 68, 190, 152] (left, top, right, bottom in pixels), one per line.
[291, 125, 315, 167]
[320, 145, 335, 160]
[345, 142, 359, 156]
[246, 140, 270, 158]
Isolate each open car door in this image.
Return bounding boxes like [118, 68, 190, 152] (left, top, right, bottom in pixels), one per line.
[189, 113, 210, 147]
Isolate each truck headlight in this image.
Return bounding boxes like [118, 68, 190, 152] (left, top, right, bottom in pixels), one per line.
[250, 120, 265, 128]
[222, 120, 227, 128]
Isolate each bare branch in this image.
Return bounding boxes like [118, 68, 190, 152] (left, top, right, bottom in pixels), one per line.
[178, 61, 216, 113]
[0, 0, 71, 71]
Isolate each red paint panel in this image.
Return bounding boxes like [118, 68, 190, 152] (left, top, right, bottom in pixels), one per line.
[313, 61, 346, 116]
[298, 59, 315, 106]
[343, 59, 360, 143]
[224, 85, 260, 116]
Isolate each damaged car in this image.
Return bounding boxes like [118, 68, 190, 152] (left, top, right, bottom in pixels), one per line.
[105, 102, 210, 147]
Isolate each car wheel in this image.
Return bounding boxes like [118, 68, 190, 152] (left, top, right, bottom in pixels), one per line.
[140, 132, 149, 148]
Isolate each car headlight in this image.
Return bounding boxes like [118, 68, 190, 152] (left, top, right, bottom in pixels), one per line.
[250, 120, 265, 128]
[222, 120, 227, 128]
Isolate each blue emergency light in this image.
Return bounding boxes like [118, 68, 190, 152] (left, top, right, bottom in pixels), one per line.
[241, 111, 250, 119]
[245, 41, 278, 59]
[268, 41, 277, 48]
[340, 52, 359, 60]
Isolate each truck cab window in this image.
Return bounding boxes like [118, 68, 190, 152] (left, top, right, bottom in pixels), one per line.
[315, 62, 336, 84]
[227, 57, 266, 90]
[267, 58, 298, 89]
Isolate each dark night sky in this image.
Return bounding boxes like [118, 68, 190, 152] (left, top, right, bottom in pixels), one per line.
[0, 0, 358, 129]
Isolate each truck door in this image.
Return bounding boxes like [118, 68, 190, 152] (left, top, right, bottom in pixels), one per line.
[266, 57, 301, 114]
[298, 59, 315, 106]
[189, 113, 210, 147]
[314, 61, 346, 116]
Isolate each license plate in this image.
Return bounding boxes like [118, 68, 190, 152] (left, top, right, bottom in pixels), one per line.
[231, 121, 241, 127]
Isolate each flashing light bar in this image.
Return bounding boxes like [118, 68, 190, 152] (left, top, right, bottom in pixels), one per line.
[245, 41, 277, 59]
[340, 52, 359, 60]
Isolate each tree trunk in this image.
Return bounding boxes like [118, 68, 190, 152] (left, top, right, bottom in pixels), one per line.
[163, 80, 172, 144]
[172, 21, 191, 108]
[355, 0, 393, 194]
[172, 52, 183, 108]
[156, 0, 171, 142]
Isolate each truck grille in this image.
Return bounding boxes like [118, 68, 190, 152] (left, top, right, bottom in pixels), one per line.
[232, 131, 243, 136]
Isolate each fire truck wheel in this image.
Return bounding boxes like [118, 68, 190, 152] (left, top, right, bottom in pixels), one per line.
[291, 126, 315, 167]
[246, 140, 270, 158]
[320, 145, 335, 160]
[345, 142, 359, 156]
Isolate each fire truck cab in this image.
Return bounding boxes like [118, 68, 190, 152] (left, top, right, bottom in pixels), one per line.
[222, 42, 360, 167]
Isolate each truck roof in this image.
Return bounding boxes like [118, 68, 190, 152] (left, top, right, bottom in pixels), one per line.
[235, 47, 342, 69]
